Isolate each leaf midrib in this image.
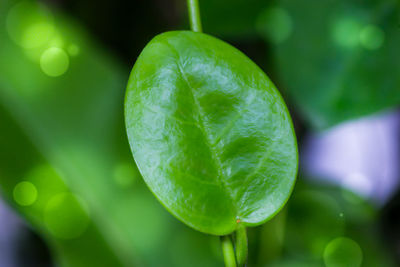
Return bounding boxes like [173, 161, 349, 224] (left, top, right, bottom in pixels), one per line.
[173, 56, 238, 217]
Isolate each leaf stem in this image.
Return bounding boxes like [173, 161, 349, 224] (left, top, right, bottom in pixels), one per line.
[221, 235, 237, 267]
[235, 226, 248, 266]
[186, 0, 203, 32]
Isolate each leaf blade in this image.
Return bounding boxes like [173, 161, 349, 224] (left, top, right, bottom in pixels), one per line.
[125, 31, 298, 235]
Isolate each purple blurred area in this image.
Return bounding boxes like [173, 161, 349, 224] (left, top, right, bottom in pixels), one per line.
[0, 197, 53, 267]
[0, 198, 22, 267]
[302, 110, 400, 205]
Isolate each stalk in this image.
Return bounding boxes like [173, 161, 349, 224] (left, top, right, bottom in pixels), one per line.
[235, 226, 248, 266]
[221, 235, 237, 267]
[186, 0, 203, 32]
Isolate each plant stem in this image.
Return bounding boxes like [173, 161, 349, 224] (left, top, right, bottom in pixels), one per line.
[235, 226, 248, 266]
[221, 235, 237, 267]
[186, 0, 203, 32]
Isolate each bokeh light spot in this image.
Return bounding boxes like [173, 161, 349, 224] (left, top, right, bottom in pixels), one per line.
[359, 25, 384, 50]
[40, 47, 70, 77]
[22, 22, 54, 48]
[113, 162, 138, 187]
[6, 1, 54, 48]
[44, 193, 90, 239]
[323, 237, 363, 267]
[332, 17, 362, 48]
[256, 7, 293, 44]
[22, 164, 69, 210]
[13, 181, 38, 206]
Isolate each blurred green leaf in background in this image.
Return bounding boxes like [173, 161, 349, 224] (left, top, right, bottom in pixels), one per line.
[267, 0, 400, 129]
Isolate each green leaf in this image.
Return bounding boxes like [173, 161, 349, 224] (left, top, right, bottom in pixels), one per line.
[125, 31, 298, 235]
[270, 0, 400, 129]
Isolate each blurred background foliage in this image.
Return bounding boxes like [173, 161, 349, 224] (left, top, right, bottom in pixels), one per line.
[0, 0, 399, 266]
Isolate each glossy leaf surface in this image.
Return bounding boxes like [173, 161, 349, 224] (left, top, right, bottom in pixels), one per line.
[125, 31, 298, 235]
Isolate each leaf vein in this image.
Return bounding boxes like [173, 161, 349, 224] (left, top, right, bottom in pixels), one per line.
[170, 54, 237, 213]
